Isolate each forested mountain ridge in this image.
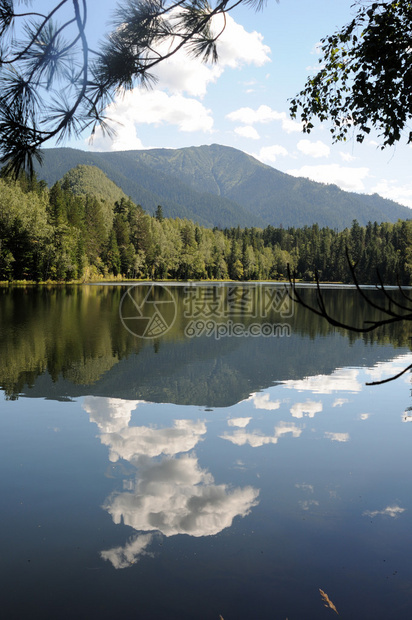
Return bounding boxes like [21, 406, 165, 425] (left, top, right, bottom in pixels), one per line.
[34, 144, 411, 230]
[35, 148, 265, 229]
[1, 171, 412, 285]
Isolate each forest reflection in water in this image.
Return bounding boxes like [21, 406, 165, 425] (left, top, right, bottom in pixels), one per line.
[1, 284, 412, 619]
[0, 282, 410, 403]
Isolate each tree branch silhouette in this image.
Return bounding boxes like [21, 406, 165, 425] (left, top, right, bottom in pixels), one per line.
[287, 248, 412, 385]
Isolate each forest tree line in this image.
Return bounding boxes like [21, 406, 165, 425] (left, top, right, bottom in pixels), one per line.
[0, 172, 411, 284]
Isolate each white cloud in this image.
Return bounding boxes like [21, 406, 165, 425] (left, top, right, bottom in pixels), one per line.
[89, 14, 270, 150]
[114, 14, 269, 101]
[370, 179, 412, 209]
[83, 397, 142, 433]
[152, 11, 270, 98]
[284, 368, 362, 394]
[286, 164, 370, 192]
[226, 105, 303, 133]
[251, 392, 281, 410]
[281, 117, 305, 133]
[359, 413, 370, 420]
[101, 534, 154, 569]
[364, 354, 412, 384]
[213, 13, 271, 69]
[332, 398, 348, 408]
[228, 417, 252, 428]
[221, 421, 302, 447]
[363, 505, 405, 519]
[297, 139, 330, 159]
[311, 41, 322, 55]
[324, 431, 350, 443]
[100, 418, 207, 463]
[90, 90, 214, 151]
[254, 145, 289, 164]
[234, 125, 260, 140]
[227, 104, 283, 124]
[290, 400, 323, 419]
[103, 454, 259, 537]
[339, 151, 357, 162]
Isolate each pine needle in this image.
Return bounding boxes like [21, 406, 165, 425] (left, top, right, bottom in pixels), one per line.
[319, 588, 339, 615]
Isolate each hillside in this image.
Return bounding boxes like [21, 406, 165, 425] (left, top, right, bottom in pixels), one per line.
[35, 144, 412, 229]
[61, 164, 129, 204]
[36, 148, 264, 229]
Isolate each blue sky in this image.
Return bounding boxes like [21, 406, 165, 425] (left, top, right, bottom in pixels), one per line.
[38, 0, 412, 209]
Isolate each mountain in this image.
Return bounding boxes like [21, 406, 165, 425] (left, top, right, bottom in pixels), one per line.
[35, 144, 412, 229]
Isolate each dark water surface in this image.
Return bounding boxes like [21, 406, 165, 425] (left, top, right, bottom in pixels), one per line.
[1, 283, 412, 619]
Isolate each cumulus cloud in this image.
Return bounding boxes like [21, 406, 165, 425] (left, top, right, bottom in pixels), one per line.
[324, 431, 350, 443]
[83, 397, 142, 433]
[297, 139, 330, 158]
[89, 13, 270, 150]
[103, 453, 259, 538]
[100, 418, 207, 463]
[284, 368, 362, 394]
[359, 413, 370, 421]
[234, 125, 260, 140]
[101, 534, 154, 569]
[290, 400, 322, 419]
[213, 13, 271, 68]
[227, 417, 252, 428]
[363, 505, 405, 519]
[90, 90, 214, 151]
[254, 145, 289, 164]
[251, 392, 281, 410]
[227, 104, 283, 124]
[221, 421, 302, 447]
[226, 105, 303, 133]
[286, 164, 370, 192]
[151, 12, 269, 98]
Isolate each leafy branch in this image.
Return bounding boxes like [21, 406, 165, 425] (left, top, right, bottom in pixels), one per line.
[290, 1, 412, 148]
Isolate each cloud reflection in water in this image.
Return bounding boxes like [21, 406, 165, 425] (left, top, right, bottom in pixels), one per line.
[83, 397, 260, 569]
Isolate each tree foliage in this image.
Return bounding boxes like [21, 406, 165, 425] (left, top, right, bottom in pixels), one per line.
[0, 0, 266, 175]
[290, 1, 412, 147]
[1, 171, 412, 285]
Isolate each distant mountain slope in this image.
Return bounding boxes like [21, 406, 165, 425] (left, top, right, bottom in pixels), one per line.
[35, 144, 412, 229]
[36, 148, 264, 229]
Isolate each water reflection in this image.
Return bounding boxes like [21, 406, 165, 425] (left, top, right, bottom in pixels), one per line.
[0, 284, 411, 405]
[2, 287, 412, 617]
[83, 397, 259, 569]
[221, 420, 302, 447]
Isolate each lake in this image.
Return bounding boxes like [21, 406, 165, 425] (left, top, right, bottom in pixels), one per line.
[1, 283, 412, 619]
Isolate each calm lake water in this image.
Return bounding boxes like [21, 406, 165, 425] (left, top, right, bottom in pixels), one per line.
[1, 283, 412, 619]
